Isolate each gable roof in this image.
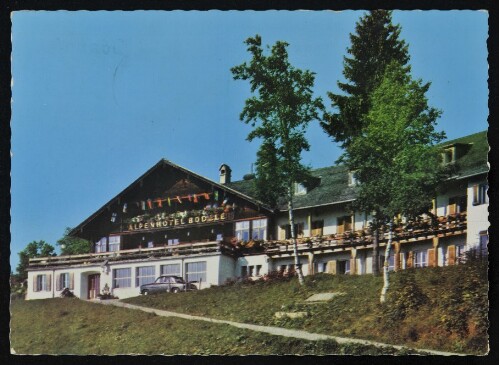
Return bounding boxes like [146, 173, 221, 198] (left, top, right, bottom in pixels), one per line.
[69, 159, 273, 236]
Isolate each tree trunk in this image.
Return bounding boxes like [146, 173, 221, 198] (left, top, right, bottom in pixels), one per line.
[288, 191, 305, 285]
[380, 221, 393, 303]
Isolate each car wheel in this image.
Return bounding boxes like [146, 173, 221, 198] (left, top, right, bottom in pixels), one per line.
[171, 287, 180, 293]
[142, 290, 149, 295]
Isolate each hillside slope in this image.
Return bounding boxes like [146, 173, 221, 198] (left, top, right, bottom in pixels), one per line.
[126, 260, 488, 354]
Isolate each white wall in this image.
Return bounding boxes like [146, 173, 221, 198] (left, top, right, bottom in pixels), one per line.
[466, 180, 489, 248]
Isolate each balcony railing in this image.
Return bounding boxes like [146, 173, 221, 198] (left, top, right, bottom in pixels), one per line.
[263, 212, 467, 255]
[28, 213, 467, 267]
[28, 240, 236, 269]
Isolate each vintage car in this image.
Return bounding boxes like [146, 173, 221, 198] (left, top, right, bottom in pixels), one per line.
[140, 275, 198, 295]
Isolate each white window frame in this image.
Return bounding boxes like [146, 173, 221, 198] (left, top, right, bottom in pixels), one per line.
[472, 183, 488, 206]
[113, 268, 132, 288]
[251, 218, 267, 240]
[109, 235, 120, 252]
[36, 274, 49, 292]
[414, 251, 427, 268]
[186, 261, 207, 283]
[235, 221, 250, 242]
[161, 263, 181, 276]
[95, 237, 107, 253]
[294, 182, 307, 195]
[59, 273, 69, 290]
[135, 266, 156, 287]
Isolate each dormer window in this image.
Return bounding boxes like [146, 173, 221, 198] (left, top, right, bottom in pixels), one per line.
[442, 147, 456, 164]
[294, 182, 307, 195]
[348, 171, 358, 187]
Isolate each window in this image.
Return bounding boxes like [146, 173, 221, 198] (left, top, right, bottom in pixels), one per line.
[109, 236, 120, 252]
[167, 239, 179, 245]
[311, 220, 324, 236]
[136, 266, 156, 287]
[294, 182, 307, 195]
[380, 255, 395, 272]
[248, 266, 254, 277]
[479, 232, 488, 258]
[456, 244, 465, 264]
[338, 260, 350, 274]
[316, 262, 327, 273]
[113, 268, 132, 288]
[251, 219, 267, 240]
[57, 273, 69, 291]
[472, 184, 488, 205]
[186, 261, 207, 283]
[281, 223, 304, 239]
[414, 251, 427, 268]
[442, 147, 455, 164]
[241, 266, 248, 277]
[34, 274, 51, 292]
[161, 263, 181, 276]
[235, 221, 250, 242]
[95, 237, 107, 253]
[337, 215, 352, 234]
[255, 265, 262, 276]
[448, 196, 467, 215]
[348, 171, 358, 186]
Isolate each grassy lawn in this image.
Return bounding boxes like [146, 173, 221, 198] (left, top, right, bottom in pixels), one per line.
[125, 262, 488, 354]
[10, 297, 415, 355]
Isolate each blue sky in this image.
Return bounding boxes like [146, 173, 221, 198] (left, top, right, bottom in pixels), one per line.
[10, 10, 488, 271]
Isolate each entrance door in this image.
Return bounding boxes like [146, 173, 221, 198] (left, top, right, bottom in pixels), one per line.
[88, 274, 100, 299]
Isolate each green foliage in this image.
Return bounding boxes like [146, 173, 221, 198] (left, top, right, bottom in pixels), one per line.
[321, 10, 411, 149]
[231, 34, 324, 207]
[343, 62, 446, 222]
[16, 240, 56, 281]
[57, 227, 93, 255]
[126, 265, 488, 354]
[385, 270, 429, 321]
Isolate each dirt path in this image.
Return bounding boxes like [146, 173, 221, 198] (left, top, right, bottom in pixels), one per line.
[95, 299, 465, 356]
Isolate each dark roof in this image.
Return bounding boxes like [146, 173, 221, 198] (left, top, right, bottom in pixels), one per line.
[227, 165, 356, 211]
[441, 130, 488, 179]
[227, 130, 488, 211]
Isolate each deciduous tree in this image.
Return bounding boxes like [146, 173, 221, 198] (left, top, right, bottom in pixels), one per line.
[57, 227, 93, 255]
[231, 35, 324, 285]
[342, 61, 446, 303]
[16, 240, 56, 281]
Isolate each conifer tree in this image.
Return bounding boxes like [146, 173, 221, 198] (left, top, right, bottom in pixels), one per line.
[321, 10, 410, 149]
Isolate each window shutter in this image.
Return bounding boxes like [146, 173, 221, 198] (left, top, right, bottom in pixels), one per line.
[447, 245, 456, 265]
[327, 260, 337, 275]
[428, 249, 436, 267]
[70, 273, 74, 290]
[350, 258, 356, 275]
[394, 252, 400, 271]
[56, 274, 61, 291]
[33, 276, 38, 292]
[47, 274, 52, 291]
[407, 251, 413, 268]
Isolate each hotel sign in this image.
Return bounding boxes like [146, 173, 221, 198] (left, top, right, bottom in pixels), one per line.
[126, 211, 234, 232]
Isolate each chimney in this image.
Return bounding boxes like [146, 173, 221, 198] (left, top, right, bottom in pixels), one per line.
[219, 164, 232, 184]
